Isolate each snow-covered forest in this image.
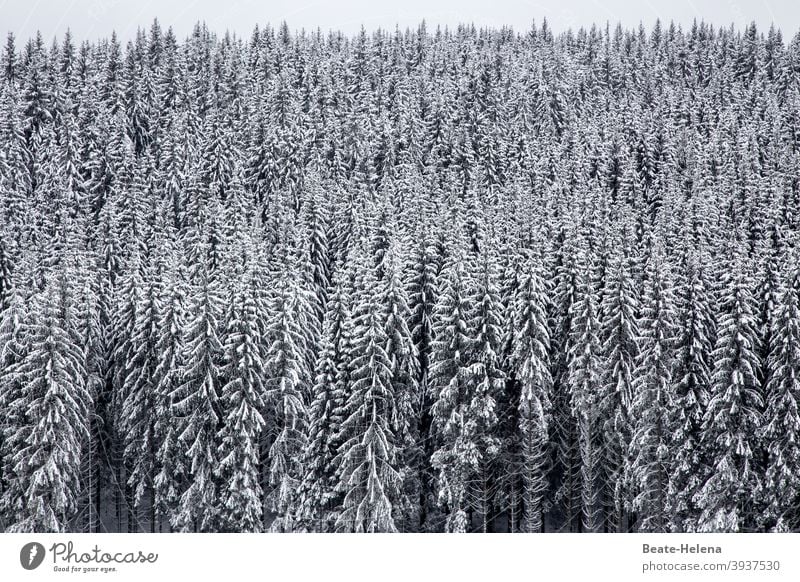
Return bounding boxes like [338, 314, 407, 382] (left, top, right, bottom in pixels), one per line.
[0, 18, 799, 534]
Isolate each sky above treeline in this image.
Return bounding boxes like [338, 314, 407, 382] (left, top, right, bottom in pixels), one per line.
[0, 0, 796, 43]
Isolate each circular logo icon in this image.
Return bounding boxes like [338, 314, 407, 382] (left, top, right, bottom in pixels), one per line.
[20, 542, 46, 570]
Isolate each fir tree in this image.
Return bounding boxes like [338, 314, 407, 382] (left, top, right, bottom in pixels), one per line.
[599, 246, 639, 532]
[334, 260, 401, 532]
[430, 252, 475, 533]
[510, 252, 552, 533]
[216, 266, 266, 532]
[668, 251, 715, 532]
[263, 248, 308, 532]
[698, 249, 763, 532]
[7, 271, 89, 532]
[295, 272, 350, 532]
[630, 249, 676, 532]
[761, 259, 800, 531]
[172, 262, 223, 533]
[567, 269, 604, 532]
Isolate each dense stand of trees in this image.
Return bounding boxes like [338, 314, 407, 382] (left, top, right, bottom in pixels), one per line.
[1, 18, 800, 533]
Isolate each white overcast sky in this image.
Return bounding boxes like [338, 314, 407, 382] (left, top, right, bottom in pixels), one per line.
[0, 0, 797, 42]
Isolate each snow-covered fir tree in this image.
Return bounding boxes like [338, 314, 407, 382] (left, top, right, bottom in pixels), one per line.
[509, 251, 552, 533]
[629, 246, 677, 532]
[697, 243, 763, 532]
[333, 256, 401, 532]
[216, 259, 266, 532]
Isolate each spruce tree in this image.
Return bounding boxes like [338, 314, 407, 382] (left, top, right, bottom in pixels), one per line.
[152, 251, 186, 530]
[7, 271, 89, 532]
[630, 250, 676, 532]
[567, 269, 604, 532]
[334, 260, 401, 532]
[668, 251, 715, 532]
[380, 244, 421, 529]
[0, 289, 28, 528]
[430, 252, 475, 532]
[464, 248, 505, 532]
[295, 271, 350, 532]
[599, 247, 639, 531]
[172, 262, 223, 533]
[510, 252, 552, 533]
[216, 266, 266, 532]
[263, 247, 308, 532]
[761, 259, 800, 531]
[698, 249, 763, 532]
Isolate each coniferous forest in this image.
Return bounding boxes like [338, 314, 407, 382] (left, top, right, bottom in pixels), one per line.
[0, 18, 799, 534]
